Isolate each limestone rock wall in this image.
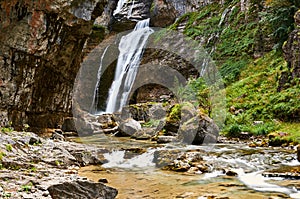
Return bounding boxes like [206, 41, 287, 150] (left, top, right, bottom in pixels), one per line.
[283, 9, 300, 81]
[0, 0, 107, 130]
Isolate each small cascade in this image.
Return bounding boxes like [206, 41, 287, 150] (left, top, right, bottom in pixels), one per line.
[102, 149, 156, 169]
[105, 18, 153, 113]
[113, 0, 127, 15]
[90, 46, 109, 114]
[128, 0, 135, 17]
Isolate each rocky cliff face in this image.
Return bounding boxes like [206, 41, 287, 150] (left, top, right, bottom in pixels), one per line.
[283, 9, 300, 82]
[150, 0, 219, 27]
[1, 0, 298, 131]
[0, 0, 107, 131]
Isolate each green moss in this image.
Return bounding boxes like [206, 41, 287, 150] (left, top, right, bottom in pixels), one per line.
[0, 151, 6, 161]
[90, 24, 106, 42]
[167, 104, 182, 122]
[5, 144, 12, 152]
[142, 119, 160, 128]
[21, 182, 33, 193]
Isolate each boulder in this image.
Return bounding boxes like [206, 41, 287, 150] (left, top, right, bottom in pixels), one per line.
[131, 128, 157, 140]
[156, 136, 176, 144]
[150, 0, 177, 27]
[117, 118, 142, 136]
[62, 117, 77, 132]
[48, 180, 118, 199]
[178, 113, 219, 145]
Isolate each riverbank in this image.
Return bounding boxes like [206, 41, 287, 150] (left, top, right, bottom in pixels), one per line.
[0, 131, 117, 198]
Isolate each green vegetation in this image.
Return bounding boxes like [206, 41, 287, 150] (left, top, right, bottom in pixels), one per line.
[20, 182, 33, 193]
[166, 104, 182, 123]
[167, 0, 300, 141]
[5, 144, 12, 152]
[91, 24, 106, 41]
[0, 151, 6, 161]
[2, 192, 11, 198]
[142, 119, 160, 128]
[29, 166, 37, 172]
[265, 0, 300, 50]
[276, 122, 300, 143]
[1, 122, 13, 133]
[177, 77, 210, 112]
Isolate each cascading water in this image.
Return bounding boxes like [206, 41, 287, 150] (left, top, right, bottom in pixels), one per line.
[113, 0, 126, 15]
[90, 46, 109, 114]
[105, 18, 154, 113]
[113, 0, 136, 18]
[90, 18, 153, 114]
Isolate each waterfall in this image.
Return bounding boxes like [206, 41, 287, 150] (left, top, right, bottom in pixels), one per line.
[128, 0, 135, 17]
[104, 18, 153, 113]
[113, 0, 126, 15]
[90, 46, 109, 114]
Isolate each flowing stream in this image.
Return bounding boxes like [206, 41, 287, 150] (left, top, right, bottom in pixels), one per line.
[78, 136, 300, 198]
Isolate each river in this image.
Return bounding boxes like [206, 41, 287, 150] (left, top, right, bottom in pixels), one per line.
[76, 135, 300, 198]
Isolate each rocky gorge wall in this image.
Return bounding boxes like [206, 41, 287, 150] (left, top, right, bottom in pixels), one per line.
[0, 0, 107, 131]
[283, 9, 300, 82]
[1, 0, 299, 131]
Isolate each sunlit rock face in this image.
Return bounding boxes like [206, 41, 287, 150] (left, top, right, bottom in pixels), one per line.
[0, 0, 107, 130]
[150, 0, 220, 27]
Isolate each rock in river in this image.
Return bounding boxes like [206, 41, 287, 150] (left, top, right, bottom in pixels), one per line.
[48, 180, 118, 199]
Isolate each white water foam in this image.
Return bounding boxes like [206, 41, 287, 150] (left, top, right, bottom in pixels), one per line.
[235, 169, 300, 198]
[102, 149, 156, 169]
[113, 0, 126, 15]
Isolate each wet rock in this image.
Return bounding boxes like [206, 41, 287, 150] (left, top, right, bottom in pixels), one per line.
[110, 0, 152, 32]
[156, 136, 176, 144]
[226, 170, 238, 176]
[48, 180, 118, 199]
[178, 113, 219, 145]
[97, 114, 117, 129]
[171, 160, 191, 172]
[239, 132, 252, 140]
[29, 137, 41, 145]
[153, 149, 183, 168]
[62, 117, 77, 132]
[117, 118, 141, 137]
[98, 178, 108, 183]
[129, 104, 151, 121]
[150, 0, 177, 27]
[51, 132, 65, 141]
[164, 121, 180, 135]
[131, 128, 157, 140]
[297, 144, 300, 162]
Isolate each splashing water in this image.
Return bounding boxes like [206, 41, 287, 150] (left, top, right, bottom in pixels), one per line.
[102, 149, 156, 169]
[113, 0, 127, 15]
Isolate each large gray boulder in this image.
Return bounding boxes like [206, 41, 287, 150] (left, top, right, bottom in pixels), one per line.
[117, 118, 142, 136]
[178, 105, 219, 145]
[48, 180, 118, 199]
